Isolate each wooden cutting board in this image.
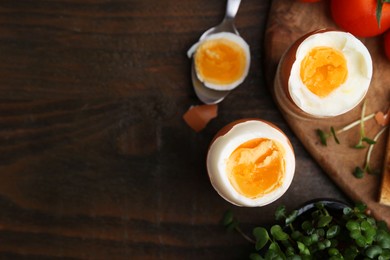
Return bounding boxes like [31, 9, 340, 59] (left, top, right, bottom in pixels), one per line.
[264, 0, 390, 223]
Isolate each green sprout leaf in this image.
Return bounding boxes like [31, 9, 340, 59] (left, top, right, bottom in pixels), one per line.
[353, 167, 364, 179]
[327, 225, 341, 239]
[319, 239, 331, 249]
[318, 215, 333, 228]
[310, 233, 319, 243]
[345, 246, 359, 259]
[284, 246, 295, 257]
[377, 221, 389, 232]
[343, 207, 353, 216]
[355, 202, 367, 213]
[377, 230, 390, 249]
[346, 220, 360, 231]
[275, 205, 286, 221]
[266, 242, 286, 259]
[301, 220, 313, 232]
[380, 250, 390, 260]
[271, 225, 289, 241]
[356, 236, 367, 247]
[265, 242, 286, 260]
[330, 126, 340, 144]
[316, 129, 328, 146]
[350, 229, 361, 240]
[316, 228, 325, 238]
[360, 220, 372, 231]
[253, 227, 270, 251]
[328, 247, 340, 256]
[354, 143, 366, 149]
[297, 241, 310, 255]
[362, 137, 376, 145]
[302, 235, 313, 247]
[226, 219, 239, 232]
[315, 202, 325, 210]
[291, 230, 303, 240]
[285, 210, 298, 225]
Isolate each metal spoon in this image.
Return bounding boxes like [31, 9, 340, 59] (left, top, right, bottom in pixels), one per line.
[189, 0, 242, 104]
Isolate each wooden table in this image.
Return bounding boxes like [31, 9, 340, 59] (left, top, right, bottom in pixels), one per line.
[0, 0, 349, 259]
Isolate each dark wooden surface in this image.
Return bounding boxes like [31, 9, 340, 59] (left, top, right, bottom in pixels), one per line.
[0, 1, 348, 259]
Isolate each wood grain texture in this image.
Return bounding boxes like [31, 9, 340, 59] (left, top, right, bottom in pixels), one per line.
[0, 0, 350, 259]
[380, 128, 390, 205]
[265, 0, 390, 224]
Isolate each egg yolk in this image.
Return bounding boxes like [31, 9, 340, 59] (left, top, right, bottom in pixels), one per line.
[195, 38, 246, 86]
[226, 138, 285, 198]
[300, 47, 348, 97]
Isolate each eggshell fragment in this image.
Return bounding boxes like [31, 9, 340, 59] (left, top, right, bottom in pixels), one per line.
[375, 109, 390, 126]
[183, 104, 218, 132]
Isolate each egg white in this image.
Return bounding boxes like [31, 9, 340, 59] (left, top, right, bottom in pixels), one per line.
[187, 32, 250, 91]
[288, 31, 373, 117]
[206, 120, 295, 207]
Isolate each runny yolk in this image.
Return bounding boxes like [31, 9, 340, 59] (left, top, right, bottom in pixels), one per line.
[226, 138, 285, 199]
[300, 47, 348, 97]
[195, 38, 246, 86]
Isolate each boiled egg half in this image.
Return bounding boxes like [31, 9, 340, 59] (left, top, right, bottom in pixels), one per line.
[187, 32, 250, 91]
[207, 119, 295, 207]
[288, 30, 372, 117]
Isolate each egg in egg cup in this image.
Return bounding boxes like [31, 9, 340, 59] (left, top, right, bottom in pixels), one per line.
[274, 29, 373, 119]
[207, 119, 295, 207]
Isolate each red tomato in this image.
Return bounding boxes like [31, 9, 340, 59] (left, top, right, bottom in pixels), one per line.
[330, 0, 390, 37]
[385, 31, 390, 61]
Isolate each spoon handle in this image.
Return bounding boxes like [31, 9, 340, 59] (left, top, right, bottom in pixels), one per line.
[225, 0, 241, 20]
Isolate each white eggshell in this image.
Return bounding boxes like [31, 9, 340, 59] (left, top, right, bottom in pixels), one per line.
[207, 119, 295, 207]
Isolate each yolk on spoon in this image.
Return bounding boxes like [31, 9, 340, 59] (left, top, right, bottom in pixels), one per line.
[195, 38, 247, 86]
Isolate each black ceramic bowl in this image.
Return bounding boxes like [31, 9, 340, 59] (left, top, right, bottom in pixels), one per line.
[295, 199, 351, 220]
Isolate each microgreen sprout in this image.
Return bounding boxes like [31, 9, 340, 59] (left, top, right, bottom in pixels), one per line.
[353, 166, 365, 179]
[354, 100, 376, 149]
[316, 113, 375, 146]
[315, 101, 388, 178]
[363, 125, 389, 175]
[223, 202, 390, 259]
[221, 209, 255, 244]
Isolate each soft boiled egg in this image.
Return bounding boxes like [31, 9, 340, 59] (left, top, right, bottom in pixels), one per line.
[187, 32, 250, 91]
[285, 30, 372, 117]
[206, 119, 295, 207]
